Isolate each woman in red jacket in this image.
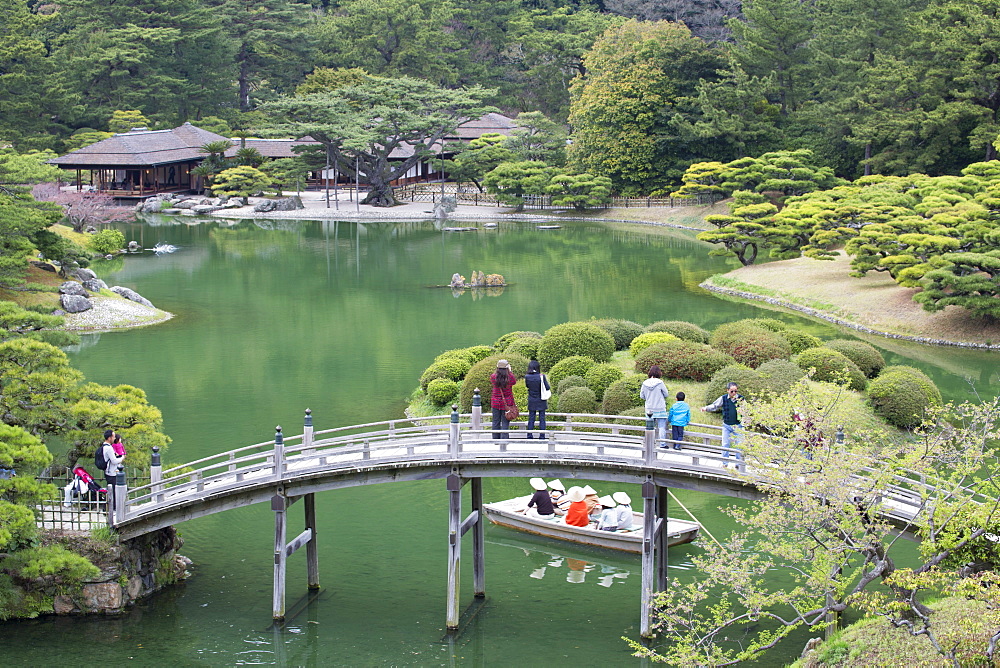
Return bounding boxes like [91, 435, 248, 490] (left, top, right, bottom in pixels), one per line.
[490, 359, 517, 439]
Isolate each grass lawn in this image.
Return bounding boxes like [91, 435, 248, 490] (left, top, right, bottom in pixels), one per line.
[706, 251, 1000, 347]
[548, 200, 728, 229]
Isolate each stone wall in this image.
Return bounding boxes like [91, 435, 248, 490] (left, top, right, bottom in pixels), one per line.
[52, 527, 192, 615]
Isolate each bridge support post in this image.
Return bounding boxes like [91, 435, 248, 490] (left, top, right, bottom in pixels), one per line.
[272, 491, 288, 620]
[305, 493, 319, 590]
[471, 477, 485, 598]
[640, 478, 668, 638]
[446, 473, 463, 629]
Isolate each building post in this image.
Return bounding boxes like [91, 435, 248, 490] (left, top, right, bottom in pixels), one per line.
[446, 473, 462, 629]
[640, 479, 657, 638]
[471, 476, 485, 598]
[272, 491, 288, 620]
[471, 389, 482, 431]
[305, 493, 319, 590]
[150, 446, 163, 504]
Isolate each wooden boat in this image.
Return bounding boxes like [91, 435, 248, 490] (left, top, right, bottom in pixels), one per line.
[483, 495, 700, 554]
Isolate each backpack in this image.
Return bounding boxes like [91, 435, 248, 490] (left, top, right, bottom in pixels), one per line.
[95, 444, 108, 472]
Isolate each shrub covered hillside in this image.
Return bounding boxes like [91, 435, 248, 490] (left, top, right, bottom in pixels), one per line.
[409, 317, 940, 432]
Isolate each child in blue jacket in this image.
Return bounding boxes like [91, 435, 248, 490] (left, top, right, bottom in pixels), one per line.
[668, 391, 691, 450]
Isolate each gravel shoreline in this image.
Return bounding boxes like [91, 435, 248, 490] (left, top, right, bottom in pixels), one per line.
[61, 294, 173, 332]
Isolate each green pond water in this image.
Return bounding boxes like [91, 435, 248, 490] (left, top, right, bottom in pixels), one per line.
[2, 216, 997, 666]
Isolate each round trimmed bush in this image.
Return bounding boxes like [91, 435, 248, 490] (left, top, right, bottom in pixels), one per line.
[584, 363, 624, 401]
[744, 317, 787, 332]
[756, 358, 807, 395]
[548, 355, 595, 388]
[644, 320, 710, 344]
[795, 347, 867, 391]
[420, 357, 471, 391]
[592, 319, 644, 350]
[611, 406, 649, 426]
[782, 330, 823, 354]
[427, 378, 460, 405]
[505, 337, 539, 360]
[634, 340, 736, 381]
[825, 339, 886, 378]
[867, 366, 941, 428]
[537, 322, 614, 370]
[435, 345, 494, 365]
[703, 365, 764, 404]
[556, 386, 597, 414]
[628, 331, 679, 357]
[557, 375, 587, 394]
[459, 353, 530, 411]
[493, 330, 541, 351]
[601, 375, 646, 415]
[710, 321, 791, 368]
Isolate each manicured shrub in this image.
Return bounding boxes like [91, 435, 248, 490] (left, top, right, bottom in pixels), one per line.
[644, 320, 710, 344]
[420, 357, 471, 391]
[493, 330, 541, 351]
[601, 375, 646, 415]
[710, 321, 791, 368]
[88, 229, 125, 255]
[628, 331, 679, 357]
[434, 345, 493, 365]
[703, 365, 765, 405]
[557, 375, 587, 394]
[584, 363, 624, 401]
[782, 330, 823, 354]
[756, 359, 807, 395]
[867, 366, 941, 428]
[427, 378, 460, 405]
[459, 353, 530, 411]
[743, 317, 787, 332]
[505, 337, 540, 360]
[548, 355, 595, 388]
[591, 319, 644, 350]
[611, 406, 649, 426]
[556, 386, 597, 414]
[795, 347, 867, 391]
[635, 340, 736, 381]
[825, 339, 886, 378]
[537, 322, 615, 369]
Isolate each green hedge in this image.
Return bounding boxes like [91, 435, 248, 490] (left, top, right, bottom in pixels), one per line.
[635, 340, 736, 381]
[493, 330, 541, 351]
[420, 357, 471, 392]
[702, 359, 805, 405]
[644, 320, 710, 343]
[601, 375, 646, 415]
[591, 318, 644, 350]
[782, 330, 823, 354]
[710, 321, 791, 368]
[505, 337, 540, 360]
[795, 347, 867, 391]
[459, 353, 530, 412]
[427, 378, 460, 405]
[628, 331, 679, 357]
[756, 358, 807, 395]
[537, 322, 614, 369]
[557, 374, 587, 394]
[585, 363, 624, 401]
[825, 339, 886, 378]
[548, 355, 595, 388]
[867, 365, 941, 428]
[556, 386, 597, 414]
[435, 345, 493, 365]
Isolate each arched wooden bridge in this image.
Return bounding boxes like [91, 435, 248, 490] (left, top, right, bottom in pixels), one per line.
[105, 404, 933, 637]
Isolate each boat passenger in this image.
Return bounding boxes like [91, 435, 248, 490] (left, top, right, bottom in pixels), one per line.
[582, 484, 600, 518]
[613, 491, 634, 530]
[525, 477, 555, 518]
[548, 479, 569, 515]
[596, 496, 618, 531]
[564, 486, 590, 527]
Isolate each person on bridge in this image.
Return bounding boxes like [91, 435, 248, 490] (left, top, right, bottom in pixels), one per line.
[613, 491, 634, 529]
[523, 359, 550, 439]
[641, 365, 669, 447]
[99, 430, 125, 488]
[702, 382, 744, 466]
[490, 359, 518, 439]
[525, 477, 555, 518]
[669, 391, 691, 450]
[564, 486, 590, 527]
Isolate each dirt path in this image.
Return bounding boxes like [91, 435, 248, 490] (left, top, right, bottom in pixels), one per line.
[704, 252, 1000, 349]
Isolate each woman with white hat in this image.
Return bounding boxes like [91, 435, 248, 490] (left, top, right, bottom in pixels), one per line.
[563, 486, 590, 527]
[489, 359, 518, 440]
[612, 491, 633, 530]
[548, 479, 569, 515]
[596, 495, 618, 531]
[525, 477, 555, 518]
[582, 484, 600, 518]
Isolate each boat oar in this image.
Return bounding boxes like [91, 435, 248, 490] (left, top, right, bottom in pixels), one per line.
[666, 489, 722, 547]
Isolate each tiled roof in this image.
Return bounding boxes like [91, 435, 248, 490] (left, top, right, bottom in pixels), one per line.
[449, 112, 519, 140]
[49, 123, 234, 167]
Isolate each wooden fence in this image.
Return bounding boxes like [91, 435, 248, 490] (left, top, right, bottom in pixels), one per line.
[393, 184, 723, 210]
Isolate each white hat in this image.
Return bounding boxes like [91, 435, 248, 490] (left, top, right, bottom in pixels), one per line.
[613, 492, 631, 505]
[548, 479, 565, 491]
[598, 495, 615, 508]
[496, 359, 510, 369]
[529, 477, 546, 490]
[582, 485, 597, 496]
[566, 486, 586, 503]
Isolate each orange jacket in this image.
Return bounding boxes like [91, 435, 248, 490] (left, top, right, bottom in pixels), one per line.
[565, 501, 590, 527]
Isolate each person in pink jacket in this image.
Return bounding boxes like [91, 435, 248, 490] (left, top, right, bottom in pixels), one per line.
[490, 359, 517, 439]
